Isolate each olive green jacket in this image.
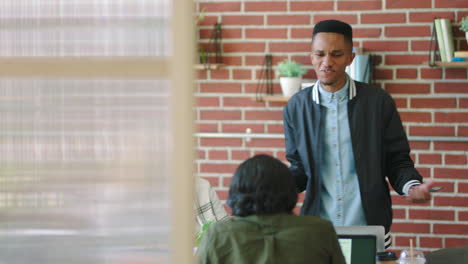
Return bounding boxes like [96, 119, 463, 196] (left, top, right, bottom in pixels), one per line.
[197, 214, 345, 264]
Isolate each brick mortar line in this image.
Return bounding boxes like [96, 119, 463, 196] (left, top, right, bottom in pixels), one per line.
[197, 9, 468, 15]
[415, 166, 468, 168]
[393, 220, 468, 224]
[199, 24, 456, 28]
[398, 221, 468, 224]
[199, 145, 287, 148]
[196, 173, 234, 176]
[414, 165, 468, 169]
[199, 25, 434, 30]
[406, 123, 468, 125]
[195, 120, 283, 123]
[406, 110, 468, 112]
[194, 168, 468, 174]
[200, 38, 436, 41]
[393, 205, 468, 209]
[395, 234, 468, 238]
[394, 193, 468, 198]
[413, 150, 467, 153]
[394, 95, 468, 98]
[391, 230, 468, 234]
[197, 149, 286, 153]
[197, 83, 468, 86]
[391, 94, 468, 97]
[196, 81, 258, 84]
[398, 112, 468, 114]
[197, 149, 286, 152]
[195, 132, 468, 139]
[208, 95, 468, 99]
[198, 106, 285, 109]
[391, 179, 468, 184]
[193, 89, 468, 93]
[198, 110, 463, 114]
[197, 144, 287, 147]
[195, 121, 465, 125]
[196, 161, 249, 164]
[376, 64, 436, 67]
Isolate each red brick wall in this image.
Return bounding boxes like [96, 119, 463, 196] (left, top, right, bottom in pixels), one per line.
[195, 0, 468, 251]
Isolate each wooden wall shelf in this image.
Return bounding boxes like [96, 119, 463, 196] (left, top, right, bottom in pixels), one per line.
[426, 61, 468, 67]
[255, 95, 290, 103]
[194, 63, 224, 70]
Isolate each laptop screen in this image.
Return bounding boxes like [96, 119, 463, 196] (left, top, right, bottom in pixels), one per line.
[338, 234, 376, 264]
[334, 225, 385, 252]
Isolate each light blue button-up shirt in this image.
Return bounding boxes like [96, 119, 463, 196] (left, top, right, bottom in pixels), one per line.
[317, 79, 367, 226]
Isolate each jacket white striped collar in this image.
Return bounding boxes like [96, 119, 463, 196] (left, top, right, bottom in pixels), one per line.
[312, 75, 357, 104]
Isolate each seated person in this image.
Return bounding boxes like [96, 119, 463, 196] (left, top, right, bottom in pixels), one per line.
[425, 246, 468, 264]
[197, 154, 345, 264]
[195, 177, 229, 229]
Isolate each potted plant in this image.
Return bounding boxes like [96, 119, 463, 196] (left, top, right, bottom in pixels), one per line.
[276, 59, 307, 97]
[460, 16, 468, 45]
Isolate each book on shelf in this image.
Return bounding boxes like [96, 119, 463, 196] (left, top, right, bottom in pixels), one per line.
[434, 19, 447, 62]
[454, 51, 468, 58]
[440, 18, 455, 62]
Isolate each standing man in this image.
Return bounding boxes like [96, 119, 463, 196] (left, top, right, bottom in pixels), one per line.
[283, 19, 434, 247]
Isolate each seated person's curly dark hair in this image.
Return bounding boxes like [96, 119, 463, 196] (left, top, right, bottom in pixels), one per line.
[227, 154, 297, 217]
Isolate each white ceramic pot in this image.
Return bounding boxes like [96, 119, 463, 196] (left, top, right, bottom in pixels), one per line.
[279, 77, 302, 97]
[466, 32, 468, 46]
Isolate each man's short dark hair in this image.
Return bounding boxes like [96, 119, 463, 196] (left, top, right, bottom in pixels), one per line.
[312, 19, 353, 46]
[227, 154, 297, 217]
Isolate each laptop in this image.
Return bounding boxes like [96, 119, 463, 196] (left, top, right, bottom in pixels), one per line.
[335, 225, 385, 252]
[338, 234, 376, 264]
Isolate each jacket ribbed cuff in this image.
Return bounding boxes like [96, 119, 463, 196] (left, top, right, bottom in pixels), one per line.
[403, 180, 421, 196]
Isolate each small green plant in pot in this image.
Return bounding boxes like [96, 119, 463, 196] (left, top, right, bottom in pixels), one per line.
[460, 16, 468, 45]
[276, 59, 307, 97]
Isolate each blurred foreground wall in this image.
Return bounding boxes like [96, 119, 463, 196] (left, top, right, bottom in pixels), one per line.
[0, 1, 183, 263]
